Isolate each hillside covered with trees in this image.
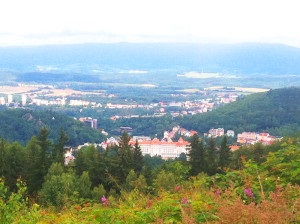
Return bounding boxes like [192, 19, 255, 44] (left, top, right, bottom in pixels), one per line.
[0, 108, 103, 145]
[0, 130, 299, 223]
[179, 87, 300, 136]
[105, 87, 300, 137]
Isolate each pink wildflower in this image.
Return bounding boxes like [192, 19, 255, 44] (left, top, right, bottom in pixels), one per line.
[181, 197, 188, 205]
[101, 196, 110, 205]
[175, 185, 181, 191]
[215, 188, 222, 196]
[244, 188, 254, 198]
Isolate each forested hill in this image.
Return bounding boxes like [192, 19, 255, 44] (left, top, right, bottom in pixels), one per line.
[0, 108, 103, 145]
[179, 87, 300, 136]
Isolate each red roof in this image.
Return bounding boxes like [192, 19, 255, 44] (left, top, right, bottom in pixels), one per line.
[129, 138, 189, 146]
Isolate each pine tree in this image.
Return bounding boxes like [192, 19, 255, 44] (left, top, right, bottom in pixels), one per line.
[25, 136, 43, 195]
[252, 142, 265, 164]
[77, 171, 92, 198]
[132, 140, 144, 173]
[117, 132, 134, 182]
[206, 137, 218, 175]
[36, 127, 52, 179]
[219, 135, 232, 171]
[188, 134, 206, 176]
[52, 130, 69, 165]
[0, 138, 6, 178]
[5, 142, 26, 191]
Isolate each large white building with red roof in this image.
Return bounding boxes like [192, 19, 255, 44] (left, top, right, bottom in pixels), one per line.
[130, 137, 190, 160]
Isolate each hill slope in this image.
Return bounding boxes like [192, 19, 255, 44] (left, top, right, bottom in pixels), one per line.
[0, 108, 104, 145]
[179, 87, 300, 136]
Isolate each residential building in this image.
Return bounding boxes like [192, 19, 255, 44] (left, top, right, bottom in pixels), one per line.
[79, 117, 98, 129]
[21, 94, 27, 106]
[64, 148, 75, 165]
[0, 97, 5, 105]
[226, 130, 235, 137]
[7, 94, 13, 104]
[100, 137, 119, 150]
[208, 128, 225, 137]
[119, 127, 133, 133]
[237, 132, 281, 145]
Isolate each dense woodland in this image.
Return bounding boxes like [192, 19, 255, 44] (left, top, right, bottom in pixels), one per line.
[0, 128, 299, 223]
[0, 108, 103, 145]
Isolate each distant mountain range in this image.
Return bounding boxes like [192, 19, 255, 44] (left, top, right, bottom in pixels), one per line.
[1, 43, 300, 75]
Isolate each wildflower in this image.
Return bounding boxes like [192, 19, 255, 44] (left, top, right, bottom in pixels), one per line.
[101, 196, 110, 205]
[146, 199, 152, 209]
[181, 197, 188, 205]
[74, 205, 81, 211]
[101, 196, 107, 202]
[215, 188, 222, 196]
[244, 188, 254, 198]
[175, 185, 181, 191]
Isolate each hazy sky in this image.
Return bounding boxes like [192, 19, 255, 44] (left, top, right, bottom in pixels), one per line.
[0, 0, 299, 47]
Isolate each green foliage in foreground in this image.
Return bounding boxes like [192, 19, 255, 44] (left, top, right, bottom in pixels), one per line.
[0, 135, 300, 223]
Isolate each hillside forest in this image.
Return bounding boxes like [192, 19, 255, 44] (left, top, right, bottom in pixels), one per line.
[0, 128, 300, 223]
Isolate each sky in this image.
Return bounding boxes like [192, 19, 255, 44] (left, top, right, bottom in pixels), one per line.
[0, 0, 300, 47]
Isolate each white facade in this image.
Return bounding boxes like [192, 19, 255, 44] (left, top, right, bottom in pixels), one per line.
[131, 137, 190, 160]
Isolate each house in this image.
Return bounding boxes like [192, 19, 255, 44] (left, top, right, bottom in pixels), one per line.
[64, 149, 75, 165]
[229, 145, 240, 151]
[208, 128, 225, 138]
[79, 117, 98, 129]
[226, 130, 235, 137]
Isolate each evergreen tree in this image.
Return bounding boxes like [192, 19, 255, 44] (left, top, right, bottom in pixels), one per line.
[73, 148, 86, 176]
[52, 130, 69, 165]
[92, 184, 106, 202]
[5, 142, 26, 191]
[77, 171, 92, 198]
[142, 164, 153, 186]
[188, 134, 206, 176]
[124, 169, 137, 192]
[117, 132, 134, 182]
[206, 137, 218, 175]
[0, 139, 6, 178]
[36, 127, 52, 179]
[252, 142, 265, 164]
[132, 140, 144, 173]
[39, 162, 77, 207]
[219, 135, 232, 171]
[25, 136, 44, 195]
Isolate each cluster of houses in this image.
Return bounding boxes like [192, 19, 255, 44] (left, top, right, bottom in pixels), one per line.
[99, 126, 194, 160]
[163, 126, 198, 140]
[237, 132, 282, 145]
[204, 128, 235, 138]
[64, 126, 282, 164]
[93, 126, 197, 160]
